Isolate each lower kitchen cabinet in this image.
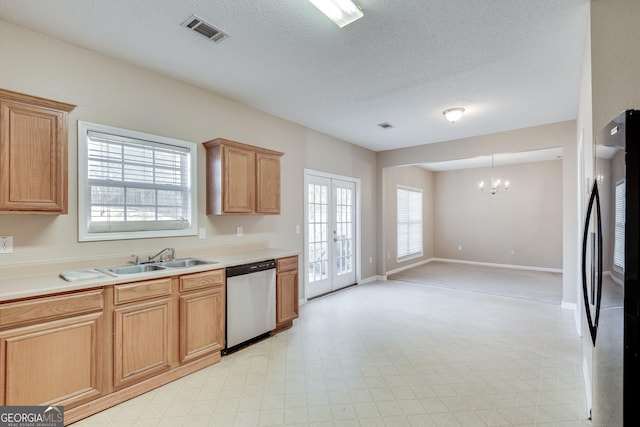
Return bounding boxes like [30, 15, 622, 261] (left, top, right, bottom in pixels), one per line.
[275, 256, 299, 331]
[0, 289, 106, 408]
[112, 278, 173, 389]
[0, 266, 243, 424]
[179, 270, 225, 363]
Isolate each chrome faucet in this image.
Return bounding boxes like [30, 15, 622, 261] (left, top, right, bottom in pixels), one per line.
[148, 247, 175, 263]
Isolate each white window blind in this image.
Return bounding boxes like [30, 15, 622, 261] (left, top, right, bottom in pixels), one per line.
[397, 186, 423, 261]
[614, 180, 625, 270]
[78, 122, 197, 241]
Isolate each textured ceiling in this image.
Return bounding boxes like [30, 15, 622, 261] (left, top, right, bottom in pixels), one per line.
[0, 0, 590, 152]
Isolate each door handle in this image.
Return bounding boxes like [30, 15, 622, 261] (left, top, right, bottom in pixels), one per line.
[581, 180, 602, 346]
[594, 182, 604, 335]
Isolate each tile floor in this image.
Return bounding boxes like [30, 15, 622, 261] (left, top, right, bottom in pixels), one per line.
[74, 279, 591, 426]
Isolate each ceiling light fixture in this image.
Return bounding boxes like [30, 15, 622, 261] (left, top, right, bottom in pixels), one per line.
[443, 107, 465, 123]
[308, 0, 363, 28]
[478, 155, 510, 195]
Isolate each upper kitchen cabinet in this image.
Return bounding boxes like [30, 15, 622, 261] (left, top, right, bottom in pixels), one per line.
[202, 138, 283, 215]
[0, 89, 76, 214]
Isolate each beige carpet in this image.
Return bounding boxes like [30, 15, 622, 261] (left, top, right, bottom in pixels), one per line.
[388, 261, 563, 305]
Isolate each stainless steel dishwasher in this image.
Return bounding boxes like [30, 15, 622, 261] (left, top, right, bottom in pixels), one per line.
[225, 259, 276, 352]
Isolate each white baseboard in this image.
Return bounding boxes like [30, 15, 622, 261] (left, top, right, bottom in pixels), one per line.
[561, 301, 577, 311]
[432, 258, 563, 274]
[385, 258, 435, 277]
[358, 275, 384, 284]
[604, 270, 624, 286]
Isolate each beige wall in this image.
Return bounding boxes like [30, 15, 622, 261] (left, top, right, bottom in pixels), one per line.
[382, 166, 435, 272]
[591, 0, 640, 134]
[0, 21, 378, 281]
[434, 160, 563, 268]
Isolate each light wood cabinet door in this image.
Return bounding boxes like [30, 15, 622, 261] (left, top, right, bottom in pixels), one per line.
[276, 256, 299, 329]
[113, 297, 172, 389]
[0, 312, 104, 408]
[256, 152, 281, 214]
[179, 286, 225, 363]
[0, 89, 75, 214]
[179, 270, 225, 364]
[222, 144, 255, 213]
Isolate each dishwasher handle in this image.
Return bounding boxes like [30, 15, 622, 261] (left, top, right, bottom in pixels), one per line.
[226, 259, 276, 278]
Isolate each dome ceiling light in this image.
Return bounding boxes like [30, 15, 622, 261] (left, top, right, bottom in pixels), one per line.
[443, 107, 465, 123]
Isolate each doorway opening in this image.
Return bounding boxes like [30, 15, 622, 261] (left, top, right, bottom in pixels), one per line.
[304, 170, 360, 300]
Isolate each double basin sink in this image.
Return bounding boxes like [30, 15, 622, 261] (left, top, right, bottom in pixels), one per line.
[97, 258, 217, 277]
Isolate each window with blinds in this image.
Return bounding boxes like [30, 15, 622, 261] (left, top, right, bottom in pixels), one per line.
[614, 180, 625, 270]
[397, 186, 423, 261]
[78, 121, 197, 241]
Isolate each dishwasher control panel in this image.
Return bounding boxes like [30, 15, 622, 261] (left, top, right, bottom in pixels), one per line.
[226, 259, 276, 277]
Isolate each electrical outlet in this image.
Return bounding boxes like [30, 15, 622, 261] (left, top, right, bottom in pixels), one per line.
[458, 245, 462, 251]
[0, 236, 13, 253]
[236, 226, 243, 237]
[198, 228, 206, 239]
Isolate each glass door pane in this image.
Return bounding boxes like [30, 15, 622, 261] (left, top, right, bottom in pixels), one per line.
[333, 179, 355, 288]
[308, 182, 329, 284]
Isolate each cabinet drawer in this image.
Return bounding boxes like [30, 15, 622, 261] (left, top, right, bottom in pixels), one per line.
[0, 289, 104, 329]
[277, 256, 298, 272]
[114, 278, 172, 305]
[180, 269, 225, 292]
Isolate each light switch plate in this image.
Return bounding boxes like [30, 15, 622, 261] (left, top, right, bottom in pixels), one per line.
[0, 236, 13, 253]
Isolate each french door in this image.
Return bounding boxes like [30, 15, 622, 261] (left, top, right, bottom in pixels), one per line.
[305, 172, 357, 299]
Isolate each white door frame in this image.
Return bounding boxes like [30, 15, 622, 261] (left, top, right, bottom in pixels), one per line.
[303, 169, 361, 301]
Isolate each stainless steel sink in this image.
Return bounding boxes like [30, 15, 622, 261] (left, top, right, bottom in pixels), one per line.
[100, 263, 169, 276]
[161, 258, 218, 268]
[96, 257, 217, 276]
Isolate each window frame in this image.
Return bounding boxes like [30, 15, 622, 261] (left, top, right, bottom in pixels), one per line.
[613, 179, 625, 272]
[77, 121, 198, 242]
[396, 185, 423, 262]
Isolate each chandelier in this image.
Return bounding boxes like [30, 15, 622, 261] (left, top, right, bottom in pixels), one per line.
[478, 155, 510, 195]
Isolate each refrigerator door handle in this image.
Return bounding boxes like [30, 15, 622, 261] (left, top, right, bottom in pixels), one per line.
[594, 181, 604, 334]
[582, 180, 603, 346]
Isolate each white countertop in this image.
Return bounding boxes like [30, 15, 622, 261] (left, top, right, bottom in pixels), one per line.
[0, 247, 298, 302]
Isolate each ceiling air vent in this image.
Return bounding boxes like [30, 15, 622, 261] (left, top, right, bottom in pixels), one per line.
[181, 15, 229, 43]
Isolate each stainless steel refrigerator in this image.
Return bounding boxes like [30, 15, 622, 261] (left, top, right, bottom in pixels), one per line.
[582, 109, 640, 426]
